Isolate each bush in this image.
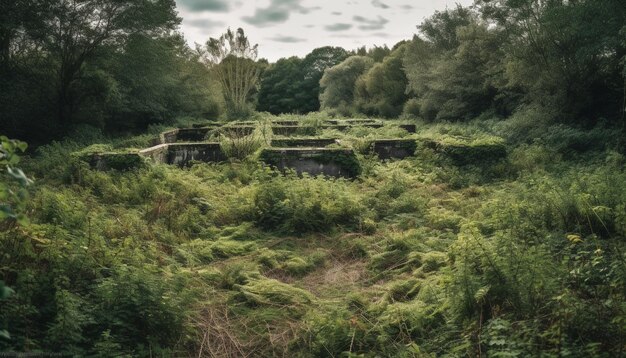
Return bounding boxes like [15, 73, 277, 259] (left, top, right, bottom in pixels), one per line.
[252, 175, 364, 234]
[235, 278, 314, 310]
[93, 266, 185, 355]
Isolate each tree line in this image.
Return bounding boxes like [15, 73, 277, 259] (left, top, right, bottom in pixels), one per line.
[1, 0, 625, 146]
[0, 0, 222, 145]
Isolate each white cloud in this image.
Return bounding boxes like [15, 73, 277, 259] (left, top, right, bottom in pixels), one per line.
[176, 0, 472, 61]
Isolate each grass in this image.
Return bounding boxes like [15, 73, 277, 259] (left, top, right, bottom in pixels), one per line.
[2, 113, 625, 357]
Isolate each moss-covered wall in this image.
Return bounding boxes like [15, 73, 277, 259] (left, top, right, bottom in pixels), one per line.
[139, 143, 226, 166]
[76, 152, 145, 171]
[421, 139, 507, 165]
[259, 148, 361, 178]
[370, 139, 417, 159]
[167, 143, 227, 167]
[271, 138, 339, 148]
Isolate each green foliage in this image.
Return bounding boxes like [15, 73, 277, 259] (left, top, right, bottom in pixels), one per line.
[257, 46, 349, 114]
[235, 278, 313, 309]
[252, 174, 364, 234]
[257, 57, 305, 114]
[218, 121, 270, 160]
[0, 136, 32, 223]
[354, 45, 409, 118]
[320, 56, 374, 114]
[93, 265, 185, 354]
[0, 0, 222, 143]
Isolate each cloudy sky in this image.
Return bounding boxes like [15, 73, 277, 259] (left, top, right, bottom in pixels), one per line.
[175, 0, 473, 61]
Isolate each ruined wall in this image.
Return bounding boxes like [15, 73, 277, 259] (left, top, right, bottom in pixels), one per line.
[139, 143, 226, 166]
[260, 148, 361, 178]
[271, 138, 338, 148]
[167, 143, 226, 166]
[370, 139, 417, 159]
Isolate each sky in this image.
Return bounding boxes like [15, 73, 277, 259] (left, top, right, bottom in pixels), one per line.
[175, 0, 473, 62]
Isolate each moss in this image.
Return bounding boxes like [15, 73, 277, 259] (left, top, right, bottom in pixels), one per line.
[419, 135, 507, 165]
[73, 146, 145, 171]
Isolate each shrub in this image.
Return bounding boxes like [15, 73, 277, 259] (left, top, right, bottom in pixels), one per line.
[235, 278, 314, 310]
[252, 175, 364, 234]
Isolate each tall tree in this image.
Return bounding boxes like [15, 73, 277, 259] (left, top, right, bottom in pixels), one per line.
[298, 46, 349, 113]
[319, 55, 374, 114]
[256, 46, 348, 114]
[475, 0, 626, 123]
[43, 0, 180, 125]
[354, 45, 408, 118]
[200, 28, 260, 119]
[257, 56, 304, 114]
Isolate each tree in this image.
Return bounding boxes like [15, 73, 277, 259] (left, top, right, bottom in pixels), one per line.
[106, 33, 223, 130]
[43, 0, 180, 125]
[297, 46, 349, 113]
[404, 20, 508, 121]
[200, 28, 260, 119]
[258, 57, 304, 114]
[256, 46, 348, 114]
[418, 5, 475, 52]
[354, 45, 408, 118]
[475, 0, 626, 123]
[0, 0, 180, 141]
[319, 56, 374, 114]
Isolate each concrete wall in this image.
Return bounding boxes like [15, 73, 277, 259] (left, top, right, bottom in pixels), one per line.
[272, 120, 299, 126]
[159, 127, 216, 143]
[160, 129, 179, 144]
[139, 144, 169, 163]
[167, 143, 226, 166]
[399, 124, 417, 133]
[139, 143, 226, 166]
[221, 126, 256, 137]
[271, 138, 339, 147]
[176, 128, 213, 142]
[79, 152, 144, 171]
[260, 148, 360, 178]
[370, 139, 417, 160]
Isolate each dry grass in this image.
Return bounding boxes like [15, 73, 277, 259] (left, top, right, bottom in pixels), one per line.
[299, 259, 368, 298]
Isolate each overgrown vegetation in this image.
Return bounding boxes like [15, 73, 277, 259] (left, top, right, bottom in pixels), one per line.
[1, 0, 625, 356]
[1, 113, 625, 356]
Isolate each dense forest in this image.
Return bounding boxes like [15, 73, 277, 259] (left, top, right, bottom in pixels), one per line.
[1, 0, 626, 356]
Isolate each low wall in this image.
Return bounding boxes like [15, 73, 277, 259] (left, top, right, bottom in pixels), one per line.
[345, 119, 378, 124]
[139, 144, 169, 163]
[272, 120, 299, 126]
[159, 127, 216, 143]
[370, 139, 417, 159]
[259, 148, 361, 178]
[221, 126, 256, 137]
[420, 139, 507, 165]
[76, 152, 144, 171]
[140, 143, 226, 166]
[176, 127, 213, 142]
[271, 138, 339, 147]
[160, 129, 179, 144]
[399, 124, 417, 133]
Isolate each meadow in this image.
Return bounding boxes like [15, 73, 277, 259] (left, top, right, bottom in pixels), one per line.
[1, 112, 624, 357]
